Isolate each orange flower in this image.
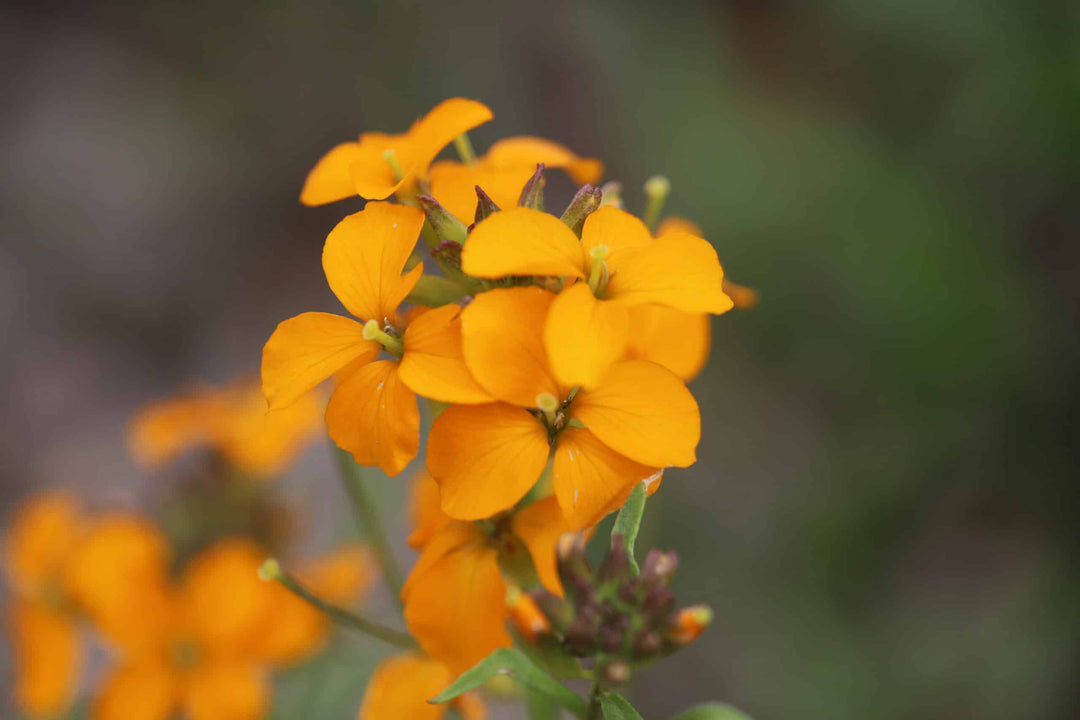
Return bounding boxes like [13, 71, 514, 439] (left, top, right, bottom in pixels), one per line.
[401, 495, 570, 674]
[262, 201, 491, 476]
[357, 653, 485, 720]
[300, 98, 493, 205]
[429, 136, 604, 221]
[462, 205, 733, 388]
[426, 286, 692, 527]
[4, 493, 85, 717]
[656, 216, 758, 310]
[128, 378, 323, 477]
[90, 537, 374, 720]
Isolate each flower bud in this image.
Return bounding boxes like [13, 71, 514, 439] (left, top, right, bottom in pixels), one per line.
[432, 241, 463, 273]
[416, 195, 467, 245]
[599, 659, 632, 686]
[632, 629, 663, 658]
[528, 588, 574, 631]
[473, 186, 500, 224]
[560, 184, 602, 236]
[640, 549, 679, 587]
[564, 604, 599, 656]
[517, 164, 545, 210]
[668, 605, 713, 646]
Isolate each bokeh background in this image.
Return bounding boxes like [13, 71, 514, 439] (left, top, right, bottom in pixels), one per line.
[2, 1, 1078, 718]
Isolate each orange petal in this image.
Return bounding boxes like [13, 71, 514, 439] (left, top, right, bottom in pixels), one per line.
[580, 206, 654, 257]
[482, 136, 603, 185]
[301, 544, 377, 606]
[428, 161, 535, 222]
[4, 492, 82, 596]
[604, 233, 734, 314]
[403, 543, 511, 674]
[427, 403, 550, 520]
[544, 282, 630, 389]
[462, 207, 586, 280]
[127, 393, 224, 470]
[262, 312, 378, 410]
[358, 653, 456, 720]
[322, 202, 426, 324]
[327, 360, 419, 477]
[460, 286, 563, 407]
[185, 660, 269, 720]
[407, 471, 453, 550]
[10, 602, 81, 717]
[399, 304, 494, 404]
[180, 539, 270, 652]
[723, 278, 760, 310]
[401, 522, 482, 601]
[216, 379, 324, 477]
[624, 304, 711, 382]
[552, 428, 662, 530]
[66, 514, 173, 654]
[407, 98, 494, 175]
[511, 497, 573, 594]
[300, 141, 364, 206]
[92, 662, 177, 720]
[348, 132, 414, 200]
[572, 360, 700, 468]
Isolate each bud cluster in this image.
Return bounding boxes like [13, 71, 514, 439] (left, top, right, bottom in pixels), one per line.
[528, 533, 712, 685]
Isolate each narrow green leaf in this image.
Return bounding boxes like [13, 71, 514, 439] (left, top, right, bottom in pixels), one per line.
[673, 702, 754, 720]
[527, 688, 563, 720]
[611, 482, 648, 574]
[430, 647, 587, 716]
[599, 692, 643, 720]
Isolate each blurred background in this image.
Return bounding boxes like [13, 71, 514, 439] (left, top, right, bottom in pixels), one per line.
[2, 1, 1078, 718]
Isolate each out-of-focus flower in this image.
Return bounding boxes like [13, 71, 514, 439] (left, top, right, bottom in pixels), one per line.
[300, 98, 492, 205]
[427, 286, 686, 527]
[90, 537, 374, 720]
[463, 205, 733, 387]
[261, 201, 491, 476]
[429, 136, 603, 222]
[128, 378, 323, 477]
[4, 493, 85, 717]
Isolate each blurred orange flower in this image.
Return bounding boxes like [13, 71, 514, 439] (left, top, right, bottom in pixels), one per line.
[300, 98, 493, 205]
[90, 537, 374, 720]
[128, 377, 323, 477]
[357, 653, 485, 720]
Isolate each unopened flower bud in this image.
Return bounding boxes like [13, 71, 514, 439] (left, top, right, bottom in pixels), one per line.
[641, 585, 676, 619]
[640, 549, 679, 587]
[599, 659, 632, 686]
[528, 588, 574, 631]
[668, 605, 713, 646]
[517, 164, 545, 210]
[599, 181, 623, 209]
[597, 534, 632, 586]
[473, 186, 500, 224]
[416, 195, 467, 245]
[432, 241, 463, 273]
[564, 605, 599, 656]
[599, 625, 623, 653]
[560, 184, 602, 236]
[632, 629, 663, 658]
[556, 533, 594, 605]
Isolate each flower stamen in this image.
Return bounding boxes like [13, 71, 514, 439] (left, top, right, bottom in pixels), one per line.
[363, 320, 404, 358]
[587, 244, 609, 295]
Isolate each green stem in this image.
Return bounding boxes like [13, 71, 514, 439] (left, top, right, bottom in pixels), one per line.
[453, 133, 477, 165]
[585, 681, 604, 720]
[331, 442, 405, 606]
[260, 559, 416, 649]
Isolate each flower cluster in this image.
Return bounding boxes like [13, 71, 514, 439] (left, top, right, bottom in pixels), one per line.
[260, 97, 753, 716]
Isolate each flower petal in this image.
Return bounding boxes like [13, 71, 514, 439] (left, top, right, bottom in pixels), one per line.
[358, 654, 457, 720]
[427, 403, 550, 520]
[624, 304, 711, 382]
[408, 98, 494, 173]
[403, 542, 511, 675]
[552, 427, 662, 530]
[4, 493, 82, 596]
[300, 141, 364, 206]
[92, 663, 177, 720]
[511, 497, 573, 595]
[262, 312, 378, 410]
[180, 539, 270, 652]
[429, 160, 534, 222]
[399, 304, 494, 404]
[401, 522, 483, 601]
[544, 282, 629, 389]
[348, 132, 414, 200]
[462, 207, 586, 280]
[483, 135, 603, 185]
[580, 206, 654, 257]
[572, 360, 700, 468]
[216, 379, 324, 476]
[185, 660, 269, 720]
[460, 286, 563, 407]
[322, 202, 426, 324]
[10, 602, 81, 717]
[407, 471, 453, 550]
[327, 360, 419, 477]
[604, 233, 734, 314]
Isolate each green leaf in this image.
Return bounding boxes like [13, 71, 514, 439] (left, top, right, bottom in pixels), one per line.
[430, 647, 587, 716]
[611, 482, 648, 574]
[599, 692, 644, 720]
[673, 702, 755, 720]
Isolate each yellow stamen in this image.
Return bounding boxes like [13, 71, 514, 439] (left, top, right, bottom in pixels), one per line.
[587, 244, 609, 295]
[643, 175, 671, 232]
[452, 133, 477, 166]
[363, 320, 404, 357]
[536, 393, 559, 425]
